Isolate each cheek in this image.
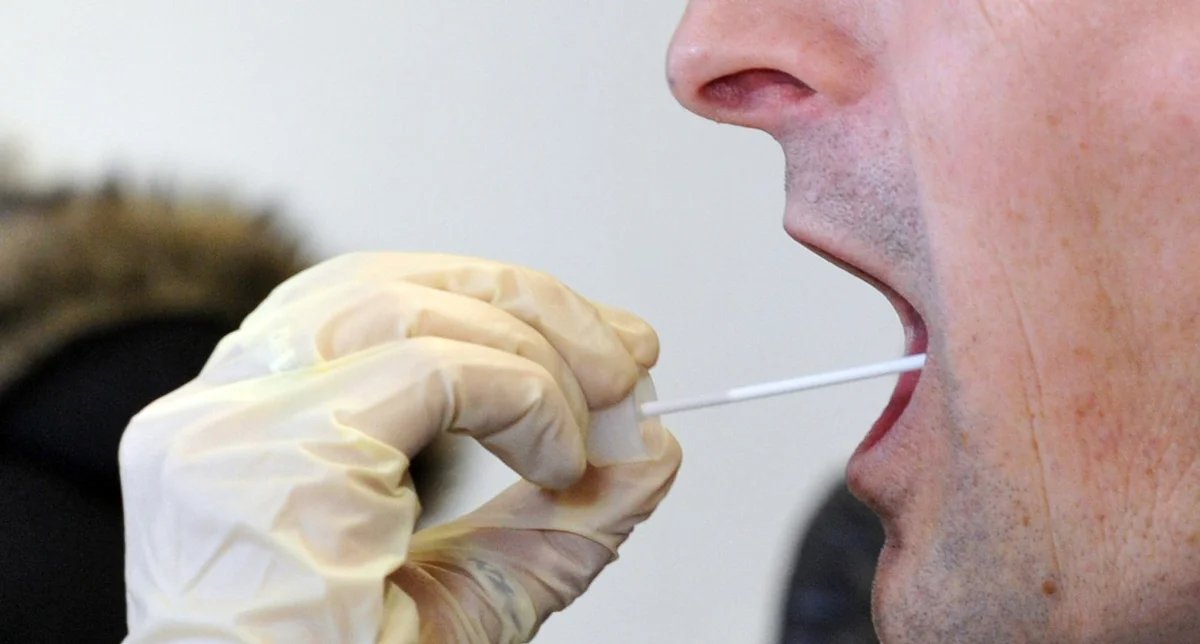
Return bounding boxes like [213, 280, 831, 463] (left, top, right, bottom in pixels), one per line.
[890, 2, 1198, 282]
[882, 4, 1129, 443]
[883, 9, 1038, 408]
[888, 1, 1200, 492]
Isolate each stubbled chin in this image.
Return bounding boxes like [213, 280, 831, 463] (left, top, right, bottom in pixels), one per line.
[870, 532, 942, 643]
[870, 535, 904, 640]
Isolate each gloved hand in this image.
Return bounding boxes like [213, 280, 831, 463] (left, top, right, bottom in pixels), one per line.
[119, 253, 682, 643]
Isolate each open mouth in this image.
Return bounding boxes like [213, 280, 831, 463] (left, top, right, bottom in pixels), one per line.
[802, 244, 928, 453]
[860, 290, 927, 452]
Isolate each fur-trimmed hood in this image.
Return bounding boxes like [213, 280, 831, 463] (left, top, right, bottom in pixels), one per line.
[0, 181, 454, 518]
[0, 184, 309, 394]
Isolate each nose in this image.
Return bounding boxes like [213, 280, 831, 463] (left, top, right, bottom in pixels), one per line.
[667, 0, 871, 134]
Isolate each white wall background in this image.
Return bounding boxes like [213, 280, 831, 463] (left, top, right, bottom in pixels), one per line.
[0, 2, 900, 642]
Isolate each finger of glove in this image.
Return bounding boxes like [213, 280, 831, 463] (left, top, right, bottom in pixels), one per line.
[200, 279, 590, 434]
[386, 422, 681, 642]
[388, 528, 610, 643]
[591, 301, 660, 369]
[268, 253, 642, 408]
[128, 337, 586, 503]
[423, 416, 681, 552]
[316, 337, 589, 490]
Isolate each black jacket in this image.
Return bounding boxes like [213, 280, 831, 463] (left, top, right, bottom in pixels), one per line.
[0, 187, 304, 643]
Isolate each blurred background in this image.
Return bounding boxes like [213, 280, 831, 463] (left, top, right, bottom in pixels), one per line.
[0, 2, 897, 641]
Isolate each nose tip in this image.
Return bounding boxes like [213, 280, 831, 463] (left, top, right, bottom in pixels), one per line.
[664, 29, 728, 122]
[665, 35, 706, 111]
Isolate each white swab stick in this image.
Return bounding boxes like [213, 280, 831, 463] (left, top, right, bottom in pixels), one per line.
[639, 353, 927, 417]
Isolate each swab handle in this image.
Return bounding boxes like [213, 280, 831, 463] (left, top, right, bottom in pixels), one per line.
[639, 354, 926, 417]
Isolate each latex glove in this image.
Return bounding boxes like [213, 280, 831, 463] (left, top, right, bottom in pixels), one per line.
[119, 253, 681, 643]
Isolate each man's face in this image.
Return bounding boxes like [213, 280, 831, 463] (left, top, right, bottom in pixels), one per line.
[669, 1, 1200, 641]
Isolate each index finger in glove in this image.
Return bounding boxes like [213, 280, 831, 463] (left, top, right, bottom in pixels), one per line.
[591, 301, 659, 370]
[258, 253, 649, 408]
[199, 279, 592, 436]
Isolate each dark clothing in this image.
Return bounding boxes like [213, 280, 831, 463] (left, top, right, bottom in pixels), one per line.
[779, 482, 885, 644]
[0, 187, 304, 643]
[0, 317, 232, 643]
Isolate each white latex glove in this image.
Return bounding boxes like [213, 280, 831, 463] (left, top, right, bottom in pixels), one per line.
[119, 253, 681, 643]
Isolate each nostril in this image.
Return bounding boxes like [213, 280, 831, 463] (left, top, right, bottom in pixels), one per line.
[700, 69, 815, 111]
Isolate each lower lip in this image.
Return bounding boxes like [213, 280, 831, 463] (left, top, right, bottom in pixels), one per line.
[854, 320, 927, 456]
[855, 366, 921, 454]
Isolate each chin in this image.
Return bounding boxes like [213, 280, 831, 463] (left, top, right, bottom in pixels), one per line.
[868, 532, 909, 642]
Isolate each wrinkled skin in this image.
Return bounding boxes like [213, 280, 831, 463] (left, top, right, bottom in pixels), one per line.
[669, 2, 1200, 642]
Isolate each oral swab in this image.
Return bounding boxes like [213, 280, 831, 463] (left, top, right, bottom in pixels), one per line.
[638, 353, 927, 417]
